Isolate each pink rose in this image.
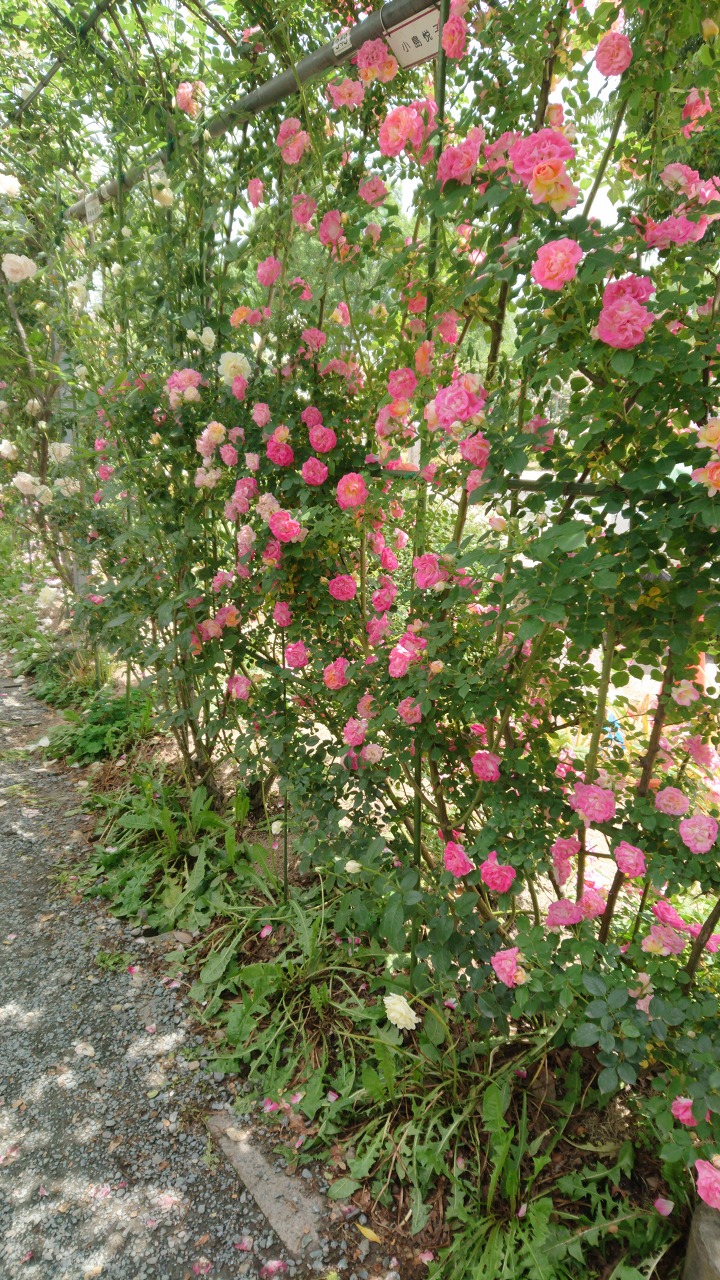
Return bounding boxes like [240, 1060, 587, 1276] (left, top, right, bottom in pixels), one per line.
[435, 382, 485, 427]
[270, 601, 291, 629]
[546, 899, 584, 929]
[252, 403, 271, 427]
[480, 850, 516, 893]
[490, 947, 522, 987]
[301, 457, 328, 486]
[682, 88, 712, 139]
[695, 1160, 720, 1211]
[679, 812, 718, 854]
[508, 128, 575, 183]
[531, 237, 583, 291]
[653, 900, 687, 931]
[471, 750, 501, 781]
[458, 431, 490, 468]
[285, 640, 309, 668]
[358, 175, 388, 206]
[292, 194, 317, 227]
[580, 885, 606, 919]
[336, 473, 368, 509]
[231, 375, 247, 402]
[247, 178, 264, 208]
[569, 781, 615, 824]
[318, 210, 343, 247]
[276, 118, 310, 164]
[671, 1097, 703, 1127]
[266, 438, 294, 467]
[444, 840, 475, 877]
[528, 158, 580, 213]
[595, 31, 633, 77]
[397, 697, 422, 725]
[220, 443, 238, 467]
[268, 509, 303, 543]
[301, 327, 326, 352]
[597, 296, 653, 349]
[343, 716, 367, 746]
[324, 657, 349, 690]
[227, 674, 251, 700]
[328, 77, 364, 110]
[308, 424, 337, 453]
[328, 574, 357, 601]
[413, 552, 446, 589]
[614, 841, 646, 878]
[388, 367, 417, 399]
[257, 255, 282, 287]
[378, 105, 418, 157]
[441, 13, 467, 59]
[655, 786, 689, 816]
[641, 924, 687, 955]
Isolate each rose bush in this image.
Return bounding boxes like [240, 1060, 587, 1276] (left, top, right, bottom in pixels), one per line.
[3, 0, 720, 1266]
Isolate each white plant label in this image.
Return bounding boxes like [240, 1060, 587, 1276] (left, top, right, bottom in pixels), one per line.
[84, 192, 101, 224]
[332, 29, 353, 58]
[385, 6, 440, 69]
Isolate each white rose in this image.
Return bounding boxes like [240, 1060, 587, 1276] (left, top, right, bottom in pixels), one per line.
[35, 485, 53, 505]
[0, 174, 21, 198]
[75, 366, 88, 379]
[199, 326, 216, 351]
[67, 280, 87, 310]
[187, 329, 198, 341]
[218, 351, 251, 386]
[12, 471, 40, 496]
[54, 477, 81, 496]
[271, 820, 284, 834]
[110, 262, 122, 277]
[344, 859, 362, 874]
[48, 442, 72, 464]
[121, 226, 132, 238]
[153, 185, 174, 208]
[2, 253, 36, 283]
[37, 585, 61, 608]
[25, 398, 42, 416]
[0, 439, 17, 460]
[383, 993, 420, 1032]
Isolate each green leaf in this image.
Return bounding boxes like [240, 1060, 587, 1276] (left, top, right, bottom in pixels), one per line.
[327, 1177, 361, 1200]
[597, 1067, 619, 1094]
[571, 1023, 600, 1047]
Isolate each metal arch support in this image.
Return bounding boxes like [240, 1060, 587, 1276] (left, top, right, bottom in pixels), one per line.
[63, 0, 437, 222]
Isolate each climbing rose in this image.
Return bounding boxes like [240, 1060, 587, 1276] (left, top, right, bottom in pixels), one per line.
[569, 781, 615, 824]
[458, 432, 490, 468]
[292, 193, 317, 226]
[397, 697, 422, 725]
[2, 253, 37, 283]
[328, 575, 357, 601]
[444, 840, 475, 877]
[471, 751, 501, 781]
[491, 947, 524, 987]
[546, 899, 584, 929]
[655, 786, 689, 815]
[328, 77, 364, 109]
[679, 813, 718, 854]
[337, 473, 368, 509]
[614, 842, 646, 877]
[309, 424, 337, 453]
[301, 457, 328, 486]
[266, 438, 294, 467]
[682, 88, 712, 138]
[642, 924, 687, 955]
[247, 178, 264, 207]
[594, 31, 633, 76]
[227, 674, 251, 700]
[176, 80, 204, 117]
[509, 129, 575, 182]
[695, 1160, 720, 1210]
[531, 238, 583, 291]
[257, 256, 282, 287]
[441, 13, 468, 59]
[273, 602, 292, 627]
[268, 510, 303, 542]
[480, 851, 516, 893]
[384, 993, 419, 1030]
[388, 367, 417, 399]
[252, 403, 271, 427]
[343, 718, 367, 749]
[671, 1097, 704, 1127]
[671, 679, 700, 705]
[318, 210, 343, 246]
[359, 175, 388, 206]
[597, 276, 654, 348]
[528, 158, 580, 213]
[276, 117, 311, 164]
[285, 640, 309, 668]
[551, 835, 580, 886]
[356, 38, 398, 85]
[324, 657, 349, 690]
[379, 105, 420, 157]
[413, 552, 446, 589]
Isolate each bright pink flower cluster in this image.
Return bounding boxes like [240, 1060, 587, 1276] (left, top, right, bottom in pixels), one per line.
[569, 781, 616, 824]
[597, 275, 655, 349]
[679, 812, 718, 854]
[355, 38, 398, 85]
[508, 128, 578, 213]
[594, 32, 633, 77]
[480, 850, 516, 893]
[276, 118, 311, 164]
[471, 750, 501, 782]
[444, 840, 474, 877]
[531, 237, 583, 291]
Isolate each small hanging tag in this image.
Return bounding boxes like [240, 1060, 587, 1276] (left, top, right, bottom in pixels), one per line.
[332, 28, 353, 58]
[385, 5, 441, 68]
[84, 192, 101, 224]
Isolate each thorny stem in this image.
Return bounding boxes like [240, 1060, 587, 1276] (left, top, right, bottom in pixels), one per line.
[584, 98, 628, 220]
[682, 897, 720, 987]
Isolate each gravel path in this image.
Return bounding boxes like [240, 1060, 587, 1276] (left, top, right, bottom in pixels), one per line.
[0, 664, 339, 1280]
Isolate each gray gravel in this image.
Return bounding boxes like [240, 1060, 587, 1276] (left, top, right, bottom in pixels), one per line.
[0, 666, 345, 1280]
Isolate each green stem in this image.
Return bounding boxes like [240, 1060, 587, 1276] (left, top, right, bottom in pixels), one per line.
[576, 619, 616, 898]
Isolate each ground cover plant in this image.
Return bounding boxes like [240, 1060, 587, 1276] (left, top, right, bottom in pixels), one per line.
[2, 0, 720, 1275]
